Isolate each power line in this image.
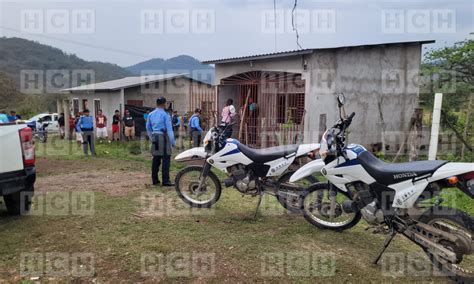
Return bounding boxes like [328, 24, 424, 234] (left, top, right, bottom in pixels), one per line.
[291, 0, 302, 50]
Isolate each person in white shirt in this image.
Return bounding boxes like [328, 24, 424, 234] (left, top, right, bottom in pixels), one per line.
[221, 99, 236, 139]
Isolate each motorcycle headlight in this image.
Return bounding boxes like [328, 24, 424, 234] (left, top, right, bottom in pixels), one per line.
[202, 128, 214, 146]
[320, 130, 335, 158]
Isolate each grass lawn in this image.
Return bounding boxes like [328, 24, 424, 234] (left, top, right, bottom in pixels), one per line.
[0, 136, 472, 282]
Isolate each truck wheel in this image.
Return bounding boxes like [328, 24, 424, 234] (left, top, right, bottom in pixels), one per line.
[4, 185, 34, 215]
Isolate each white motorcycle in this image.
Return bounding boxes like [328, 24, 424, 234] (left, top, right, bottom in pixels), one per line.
[291, 94, 474, 281]
[174, 123, 320, 213]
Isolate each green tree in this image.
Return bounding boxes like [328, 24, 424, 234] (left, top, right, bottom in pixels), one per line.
[421, 38, 474, 161]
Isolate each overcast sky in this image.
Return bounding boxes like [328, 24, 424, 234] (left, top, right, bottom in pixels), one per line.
[0, 0, 472, 66]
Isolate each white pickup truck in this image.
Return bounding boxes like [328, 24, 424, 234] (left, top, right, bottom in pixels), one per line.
[0, 122, 36, 215]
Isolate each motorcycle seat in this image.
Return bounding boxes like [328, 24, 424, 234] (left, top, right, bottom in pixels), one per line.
[358, 151, 448, 185]
[237, 143, 299, 163]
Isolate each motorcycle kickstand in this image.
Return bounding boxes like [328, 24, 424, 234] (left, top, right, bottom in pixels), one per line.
[253, 193, 263, 219]
[372, 230, 397, 265]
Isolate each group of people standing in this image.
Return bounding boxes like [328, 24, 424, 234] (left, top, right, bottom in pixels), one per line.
[70, 109, 138, 155]
[0, 110, 21, 123]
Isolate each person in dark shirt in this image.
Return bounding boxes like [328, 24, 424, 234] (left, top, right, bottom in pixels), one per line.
[68, 114, 75, 140]
[172, 111, 181, 138]
[58, 113, 65, 139]
[112, 110, 121, 141]
[123, 110, 135, 141]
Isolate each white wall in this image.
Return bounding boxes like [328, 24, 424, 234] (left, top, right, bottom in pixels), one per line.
[307, 44, 421, 147]
[67, 90, 123, 136]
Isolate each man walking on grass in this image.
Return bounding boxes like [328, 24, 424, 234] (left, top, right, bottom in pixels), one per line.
[146, 97, 175, 187]
[76, 109, 96, 156]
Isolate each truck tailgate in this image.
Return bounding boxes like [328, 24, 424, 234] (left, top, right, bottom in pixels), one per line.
[0, 124, 24, 173]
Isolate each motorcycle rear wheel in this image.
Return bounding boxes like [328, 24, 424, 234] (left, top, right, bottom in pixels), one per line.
[175, 165, 221, 208]
[419, 206, 474, 283]
[276, 172, 318, 213]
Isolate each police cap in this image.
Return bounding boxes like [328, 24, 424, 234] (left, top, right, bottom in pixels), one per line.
[156, 97, 167, 105]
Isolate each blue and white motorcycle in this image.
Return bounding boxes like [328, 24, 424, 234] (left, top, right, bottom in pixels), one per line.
[174, 123, 320, 213]
[290, 94, 474, 281]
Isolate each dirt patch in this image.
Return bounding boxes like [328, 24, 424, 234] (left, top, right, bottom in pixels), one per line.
[36, 157, 147, 177]
[36, 171, 149, 196]
[136, 191, 216, 218]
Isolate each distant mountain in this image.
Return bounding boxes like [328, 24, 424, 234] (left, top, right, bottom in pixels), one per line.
[126, 55, 214, 84]
[0, 37, 132, 85]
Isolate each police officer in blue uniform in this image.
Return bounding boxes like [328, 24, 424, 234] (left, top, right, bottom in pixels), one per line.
[146, 97, 176, 186]
[76, 109, 96, 156]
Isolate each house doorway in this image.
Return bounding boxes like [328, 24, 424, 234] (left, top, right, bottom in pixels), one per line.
[219, 71, 305, 147]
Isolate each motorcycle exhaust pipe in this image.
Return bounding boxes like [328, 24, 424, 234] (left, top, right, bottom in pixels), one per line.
[223, 178, 234, 188]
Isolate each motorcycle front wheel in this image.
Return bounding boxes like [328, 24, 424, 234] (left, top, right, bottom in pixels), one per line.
[175, 165, 221, 208]
[302, 183, 361, 231]
[37, 133, 47, 143]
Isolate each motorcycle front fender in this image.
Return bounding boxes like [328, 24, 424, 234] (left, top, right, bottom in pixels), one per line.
[175, 147, 208, 162]
[289, 158, 325, 183]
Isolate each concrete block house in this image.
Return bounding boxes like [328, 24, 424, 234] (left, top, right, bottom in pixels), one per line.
[203, 40, 434, 149]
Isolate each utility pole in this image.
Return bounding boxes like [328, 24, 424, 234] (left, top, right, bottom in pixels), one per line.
[428, 93, 443, 160]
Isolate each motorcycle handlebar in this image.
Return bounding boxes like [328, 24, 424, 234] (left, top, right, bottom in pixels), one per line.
[333, 112, 356, 130]
[348, 112, 355, 121]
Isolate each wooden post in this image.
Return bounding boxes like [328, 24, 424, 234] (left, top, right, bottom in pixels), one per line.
[428, 93, 443, 160]
[178, 114, 184, 149]
[63, 100, 71, 140]
[119, 88, 125, 141]
[56, 100, 62, 115]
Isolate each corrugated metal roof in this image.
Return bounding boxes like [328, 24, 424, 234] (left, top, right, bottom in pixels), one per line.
[63, 73, 205, 92]
[202, 40, 435, 64]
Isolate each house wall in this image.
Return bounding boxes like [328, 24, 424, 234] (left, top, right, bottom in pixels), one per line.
[214, 43, 422, 148]
[124, 77, 200, 113]
[307, 43, 421, 147]
[67, 90, 123, 135]
[189, 81, 217, 114]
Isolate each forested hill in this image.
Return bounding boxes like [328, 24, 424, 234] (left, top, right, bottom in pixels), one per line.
[126, 55, 214, 84]
[0, 37, 132, 85]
